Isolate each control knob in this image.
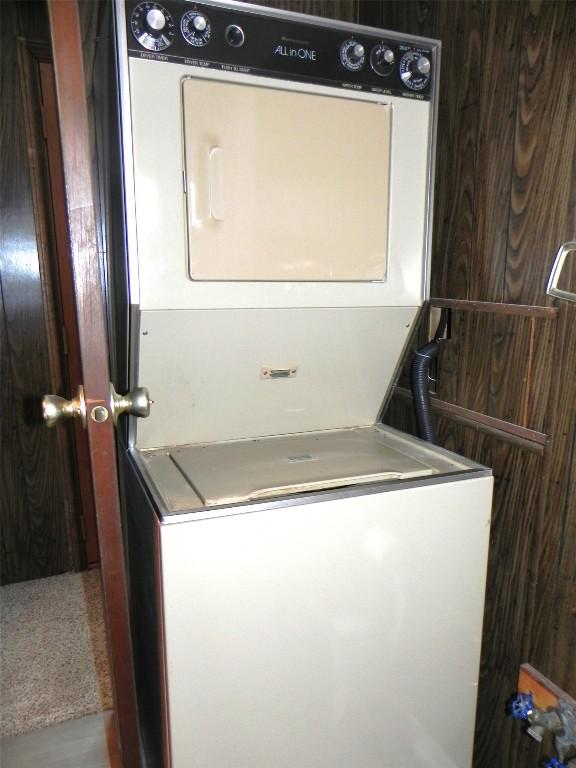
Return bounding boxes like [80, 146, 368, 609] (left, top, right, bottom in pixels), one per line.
[145, 7, 165, 33]
[399, 50, 432, 91]
[340, 39, 366, 72]
[181, 10, 212, 47]
[131, 2, 175, 51]
[415, 55, 431, 75]
[370, 43, 395, 77]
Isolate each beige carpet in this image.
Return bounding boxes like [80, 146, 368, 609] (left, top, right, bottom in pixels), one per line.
[0, 570, 113, 737]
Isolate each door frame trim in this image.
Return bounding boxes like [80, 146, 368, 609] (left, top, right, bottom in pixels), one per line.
[47, 2, 141, 765]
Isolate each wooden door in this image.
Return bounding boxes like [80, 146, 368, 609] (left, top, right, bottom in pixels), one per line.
[47, 2, 140, 765]
[0, 0, 85, 584]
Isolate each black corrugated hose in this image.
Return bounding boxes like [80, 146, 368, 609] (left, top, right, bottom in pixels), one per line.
[411, 311, 447, 444]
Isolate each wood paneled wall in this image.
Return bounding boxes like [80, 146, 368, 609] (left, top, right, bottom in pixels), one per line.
[241, 0, 358, 21]
[359, 2, 576, 767]
[0, 1, 82, 583]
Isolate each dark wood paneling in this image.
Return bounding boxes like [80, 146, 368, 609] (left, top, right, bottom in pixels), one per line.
[240, 0, 358, 21]
[36, 58, 100, 568]
[470, 1, 524, 303]
[438, 0, 484, 299]
[456, 311, 493, 413]
[0, 0, 82, 583]
[507, 2, 576, 306]
[530, 300, 576, 684]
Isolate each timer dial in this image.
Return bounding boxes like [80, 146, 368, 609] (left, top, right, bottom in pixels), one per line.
[181, 11, 212, 47]
[370, 44, 395, 77]
[131, 2, 175, 51]
[399, 50, 432, 91]
[340, 39, 366, 72]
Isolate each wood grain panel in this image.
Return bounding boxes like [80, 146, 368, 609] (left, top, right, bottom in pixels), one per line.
[435, 309, 461, 404]
[456, 311, 493, 413]
[488, 314, 556, 431]
[506, 1, 576, 306]
[435, 310, 493, 414]
[36, 58, 99, 567]
[542, 71, 576, 689]
[239, 0, 358, 22]
[470, 1, 524, 302]
[358, 0, 438, 38]
[432, 1, 483, 299]
[529, 301, 576, 682]
[550, 429, 576, 693]
[504, 1, 576, 705]
[0, 0, 81, 584]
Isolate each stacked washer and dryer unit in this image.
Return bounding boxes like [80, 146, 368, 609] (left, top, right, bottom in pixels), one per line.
[113, 2, 493, 766]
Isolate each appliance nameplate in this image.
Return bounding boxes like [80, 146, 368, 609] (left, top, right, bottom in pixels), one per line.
[125, 0, 435, 100]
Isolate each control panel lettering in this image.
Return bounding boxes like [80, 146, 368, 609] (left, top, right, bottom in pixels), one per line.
[125, 0, 435, 100]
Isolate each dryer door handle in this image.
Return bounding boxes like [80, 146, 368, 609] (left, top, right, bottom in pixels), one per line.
[208, 145, 225, 222]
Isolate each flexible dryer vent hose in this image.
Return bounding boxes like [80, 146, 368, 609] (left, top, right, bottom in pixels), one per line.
[411, 340, 440, 444]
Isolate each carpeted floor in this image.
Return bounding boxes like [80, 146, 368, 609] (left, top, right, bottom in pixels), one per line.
[0, 570, 113, 738]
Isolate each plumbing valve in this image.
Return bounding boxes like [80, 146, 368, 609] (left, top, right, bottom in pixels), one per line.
[509, 691, 563, 742]
[545, 758, 567, 768]
[510, 692, 534, 720]
[510, 691, 576, 763]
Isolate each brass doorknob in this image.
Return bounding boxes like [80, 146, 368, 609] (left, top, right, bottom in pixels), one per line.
[109, 384, 152, 424]
[42, 385, 87, 428]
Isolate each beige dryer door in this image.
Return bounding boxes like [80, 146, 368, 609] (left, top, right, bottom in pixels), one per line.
[182, 79, 391, 281]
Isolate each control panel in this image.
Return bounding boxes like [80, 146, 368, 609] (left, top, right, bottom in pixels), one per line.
[125, 0, 435, 99]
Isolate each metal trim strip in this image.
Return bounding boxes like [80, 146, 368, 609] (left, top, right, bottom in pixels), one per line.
[114, 1, 140, 309]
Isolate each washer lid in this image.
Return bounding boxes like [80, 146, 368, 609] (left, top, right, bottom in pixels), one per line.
[168, 427, 436, 506]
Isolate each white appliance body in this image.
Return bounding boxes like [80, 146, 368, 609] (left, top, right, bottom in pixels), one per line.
[111, 3, 493, 767]
[160, 475, 492, 768]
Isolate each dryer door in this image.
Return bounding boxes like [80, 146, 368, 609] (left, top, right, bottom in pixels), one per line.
[182, 79, 391, 282]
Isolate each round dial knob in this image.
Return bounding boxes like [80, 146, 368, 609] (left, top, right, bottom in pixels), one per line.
[340, 39, 366, 72]
[399, 50, 432, 91]
[145, 7, 165, 32]
[416, 55, 431, 75]
[181, 11, 212, 47]
[193, 15, 206, 32]
[370, 44, 395, 77]
[131, 2, 175, 51]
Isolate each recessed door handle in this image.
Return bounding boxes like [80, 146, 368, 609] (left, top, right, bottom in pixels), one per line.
[546, 242, 576, 302]
[208, 145, 224, 222]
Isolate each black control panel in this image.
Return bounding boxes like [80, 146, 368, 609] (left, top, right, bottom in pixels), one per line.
[125, 0, 435, 100]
